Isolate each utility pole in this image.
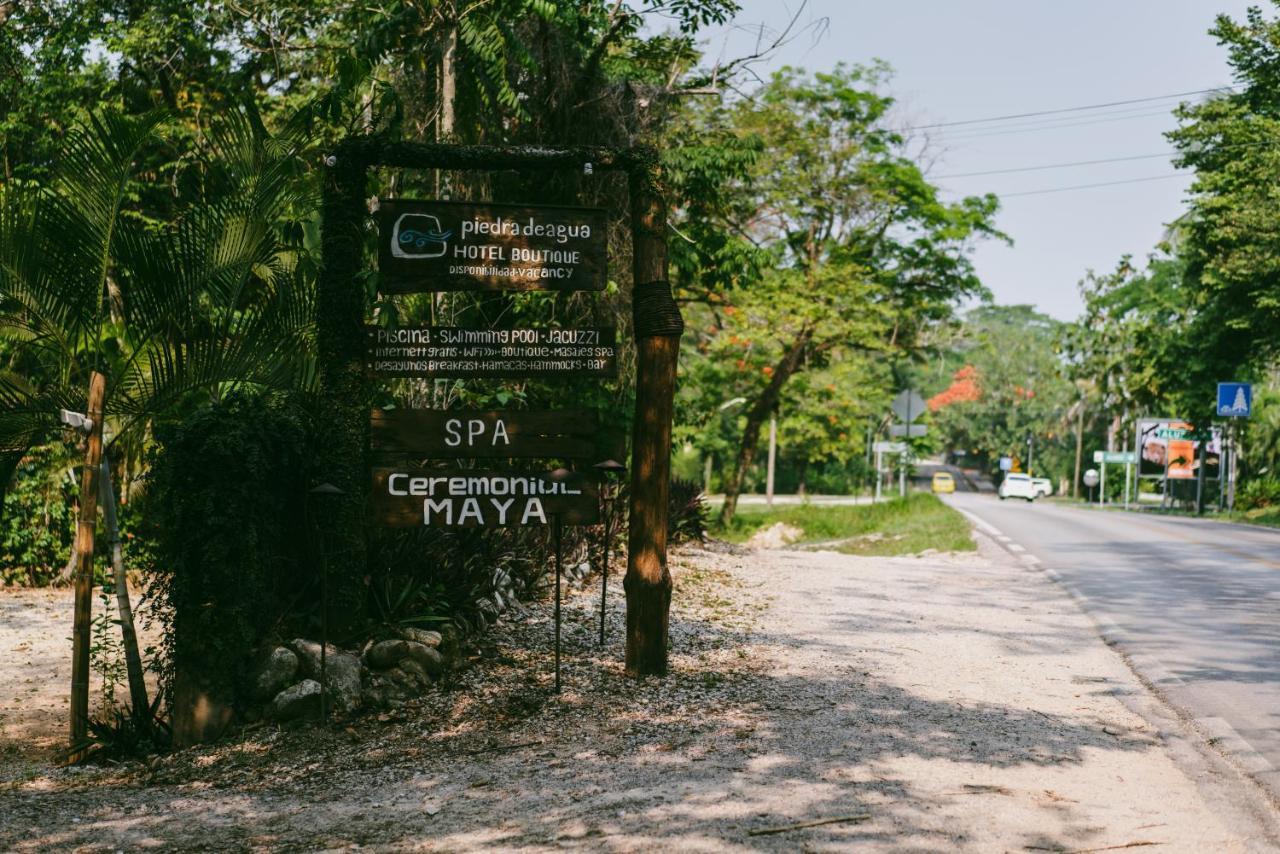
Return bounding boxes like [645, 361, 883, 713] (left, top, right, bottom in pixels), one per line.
[1196, 430, 1208, 515]
[1073, 397, 1084, 498]
[766, 412, 777, 507]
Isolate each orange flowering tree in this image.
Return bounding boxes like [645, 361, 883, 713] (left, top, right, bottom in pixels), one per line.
[673, 64, 1003, 522]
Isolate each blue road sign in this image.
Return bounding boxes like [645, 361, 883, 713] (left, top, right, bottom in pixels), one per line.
[1217, 382, 1252, 418]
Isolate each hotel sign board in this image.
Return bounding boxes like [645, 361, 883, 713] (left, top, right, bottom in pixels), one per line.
[366, 326, 617, 378]
[371, 468, 599, 528]
[378, 199, 607, 293]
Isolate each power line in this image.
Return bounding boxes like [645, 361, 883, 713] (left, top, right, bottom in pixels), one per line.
[933, 139, 1278, 180]
[904, 86, 1233, 132]
[926, 108, 1177, 142]
[935, 151, 1174, 179]
[997, 174, 1184, 199]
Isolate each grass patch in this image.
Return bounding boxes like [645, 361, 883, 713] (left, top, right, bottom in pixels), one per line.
[1232, 506, 1280, 529]
[712, 493, 975, 556]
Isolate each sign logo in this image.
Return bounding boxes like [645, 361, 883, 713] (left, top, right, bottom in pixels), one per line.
[391, 213, 452, 259]
[379, 199, 607, 293]
[1216, 382, 1252, 418]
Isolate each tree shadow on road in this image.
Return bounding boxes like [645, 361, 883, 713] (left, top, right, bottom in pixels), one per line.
[2, 548, 1184, 852]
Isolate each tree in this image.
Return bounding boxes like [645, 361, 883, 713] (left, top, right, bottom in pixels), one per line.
[1164, 7, 1280, 395]
[673, 64, 1001, 523]
[0, 109, 313, 745]
[928, 305, 1075, 483]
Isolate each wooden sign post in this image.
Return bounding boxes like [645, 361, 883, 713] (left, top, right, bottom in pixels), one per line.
[317, 141, 681, 677]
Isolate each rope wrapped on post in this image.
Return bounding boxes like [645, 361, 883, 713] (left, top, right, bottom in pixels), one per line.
[632, 280, 684, 338]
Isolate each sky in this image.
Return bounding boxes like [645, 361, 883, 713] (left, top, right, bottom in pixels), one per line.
[697, 0, 1258, 320]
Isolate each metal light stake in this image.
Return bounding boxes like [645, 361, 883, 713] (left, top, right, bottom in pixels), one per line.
[593, 459, 627, 645]
[548, 468, 575, 694]
[553, 513, 563, 693]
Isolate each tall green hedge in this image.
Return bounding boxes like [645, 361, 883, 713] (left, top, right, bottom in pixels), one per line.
[146, 393, 315, 709]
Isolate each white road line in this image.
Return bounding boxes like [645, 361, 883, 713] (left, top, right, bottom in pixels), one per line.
[1008, 543, 1026, 553]
[1197, 716, 1274, 773]
[957, 508, 1003, 538]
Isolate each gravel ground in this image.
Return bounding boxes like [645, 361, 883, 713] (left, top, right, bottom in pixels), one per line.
[2, 533, 1279, 851]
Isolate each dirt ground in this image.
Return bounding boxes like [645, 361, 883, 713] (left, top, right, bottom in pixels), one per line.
[2, 533, 1279, 852]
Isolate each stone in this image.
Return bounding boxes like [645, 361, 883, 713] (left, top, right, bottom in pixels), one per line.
[288, 638, 362, 713]
[438, 624, 461, 658]
[271, 680, 322, 721]
[393, 658, 431, 691]
[402, 641, 444, 677]
[745, 522, 804, 549]
[250, 647, 299, 701]
[397, 628, 442, 648]
[365, 639, 410, 670]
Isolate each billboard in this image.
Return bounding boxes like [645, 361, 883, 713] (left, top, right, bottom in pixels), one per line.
[1136, 419, 1221, 480]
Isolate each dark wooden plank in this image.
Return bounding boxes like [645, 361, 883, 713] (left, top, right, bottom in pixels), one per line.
[370, 409, 600, 459]
[371, 468, 599, 527]
[378, 199, 606, 293]
[366, 326, 617, 378]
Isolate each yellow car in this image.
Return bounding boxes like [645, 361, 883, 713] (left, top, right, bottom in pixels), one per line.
[931, 472, 956, 494]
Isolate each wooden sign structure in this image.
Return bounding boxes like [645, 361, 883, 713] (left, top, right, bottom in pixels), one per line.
[371, 409, 601, 459]
[371, 408, 606, 531]
[317, 141, 682, 678]
[371, 469, 598, 528]
[367, 326, 617, 378]
[379, 199, 607, 292]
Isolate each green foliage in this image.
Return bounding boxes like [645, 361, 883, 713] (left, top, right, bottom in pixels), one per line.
[1238, 478, 1280, 511]
[145, 393, 314, 712]
[928, 305, 1076, 483]
[1167, 8, 1280, 380]
[90, 591, 127, 714]
[0, 443, 77, 585]
[0, 108, 316, 483]
[667, 477, 708, 543]
[81, 707, 170, 763]
[673, 64, 1003, 515]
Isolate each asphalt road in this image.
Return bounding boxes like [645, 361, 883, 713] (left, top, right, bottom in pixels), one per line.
[947, 491, 1280, 800]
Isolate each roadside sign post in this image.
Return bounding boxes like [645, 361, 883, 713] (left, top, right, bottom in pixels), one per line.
[871, 441, 906, 503]
[890, 390, 925, 497]
[1217, 382, 1252, 418]
[318, 141, 682, 679]
[1217, 383, 1251, 512]
[1083, 468, 1100, 504]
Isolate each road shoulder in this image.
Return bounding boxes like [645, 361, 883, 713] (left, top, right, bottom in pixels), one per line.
[5, 538, 1279, 851]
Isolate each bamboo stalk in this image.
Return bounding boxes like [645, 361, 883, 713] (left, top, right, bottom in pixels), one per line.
[68, 371, 106, 757]
[100, 455, 150, 732]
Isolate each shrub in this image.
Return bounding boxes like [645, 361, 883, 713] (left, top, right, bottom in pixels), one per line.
[0, 444, 78, 586]
[145, 393, 314, 716]
[667, 477, 708, 543]
[1239, 478, 1280, 510]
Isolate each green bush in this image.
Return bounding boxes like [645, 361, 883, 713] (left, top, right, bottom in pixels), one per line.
[0, 444, 78, 586]
[667, 477, 708, 543]
[1239, 478, 1280, 510]
[145, 393, 315, 712]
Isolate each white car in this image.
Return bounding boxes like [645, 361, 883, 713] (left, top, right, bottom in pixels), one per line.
[998, 473, 1037, 501]
[1030, 477, 1052, 497]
